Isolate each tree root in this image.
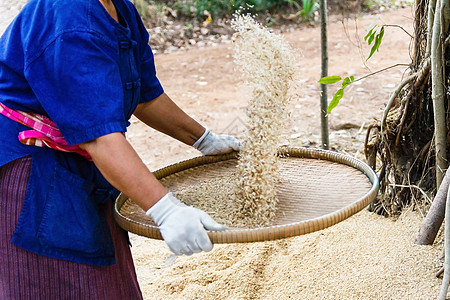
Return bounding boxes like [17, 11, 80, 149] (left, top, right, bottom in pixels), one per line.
[382, 59, 430, 129]
[437, 266, 445, 278]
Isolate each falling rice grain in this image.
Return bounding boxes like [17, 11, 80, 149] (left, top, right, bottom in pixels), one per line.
[174, 14, 296, 228]
[231, 13, 296, 226]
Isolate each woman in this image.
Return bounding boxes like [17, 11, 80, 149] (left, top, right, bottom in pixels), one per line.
[0, 0, 240, 298]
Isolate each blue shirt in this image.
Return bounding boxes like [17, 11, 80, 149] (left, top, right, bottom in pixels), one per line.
[0, 0, 164, 265]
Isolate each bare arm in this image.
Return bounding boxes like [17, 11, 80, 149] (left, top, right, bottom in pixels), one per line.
[80, 131, 227, 256]
[79, 132, 167, 211]
[134, 93, 205, 146]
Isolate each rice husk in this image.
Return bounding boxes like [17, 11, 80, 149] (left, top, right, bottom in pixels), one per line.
[231, 14, 296, 226]
[173, 176, 243, 227]
[133, 209, 442, 299]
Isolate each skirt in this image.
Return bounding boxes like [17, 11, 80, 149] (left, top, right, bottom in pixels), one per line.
[0, 157, 143, 300]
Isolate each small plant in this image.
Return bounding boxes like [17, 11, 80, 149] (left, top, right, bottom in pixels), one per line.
[299, 0, 319, 22]
[284, 0, 319, 22]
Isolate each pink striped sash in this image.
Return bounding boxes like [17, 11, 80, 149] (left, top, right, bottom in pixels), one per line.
[0, 102, 92, 160]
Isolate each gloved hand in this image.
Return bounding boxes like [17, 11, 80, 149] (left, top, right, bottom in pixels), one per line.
[193, 128, 241, 156]
[146, 192, 226, 256]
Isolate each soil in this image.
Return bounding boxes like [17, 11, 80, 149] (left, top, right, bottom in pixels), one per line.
[0, 2, 444, 299]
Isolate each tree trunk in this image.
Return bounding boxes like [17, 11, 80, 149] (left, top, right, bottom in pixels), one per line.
[431, 0, 448, 188]
[320, 0, 329, 149]
[426, 0, 437, 56]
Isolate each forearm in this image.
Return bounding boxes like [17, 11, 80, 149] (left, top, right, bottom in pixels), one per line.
[80, 132, 167, 211]
[134, 93, 205, 146]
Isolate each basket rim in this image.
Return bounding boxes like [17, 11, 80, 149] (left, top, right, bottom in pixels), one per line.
[114, 146, 379, 243]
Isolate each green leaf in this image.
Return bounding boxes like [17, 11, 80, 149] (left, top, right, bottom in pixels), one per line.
[342, 76, 355, 88]
[374, 34, 382, 51]
[367, 33, 380, 60]
[367, 46, 377, 60]
[318, 75, 342, 84]
[367, 32, 375, 45]
[364, 28, 374, 41]
[367, 26, 385, 60]
[327, 88, 344, 113]
[303, 0, 311, 10]
[376, 26, 385, 51]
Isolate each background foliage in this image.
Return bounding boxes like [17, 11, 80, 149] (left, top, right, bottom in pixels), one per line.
[145, 0, 320, 20]
[135, 0, 411, 25]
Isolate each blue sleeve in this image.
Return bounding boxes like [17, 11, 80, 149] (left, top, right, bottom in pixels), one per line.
[139, 44, 164, 104]
[24, 31, 128, 145]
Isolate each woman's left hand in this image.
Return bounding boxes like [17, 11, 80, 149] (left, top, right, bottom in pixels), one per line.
[193, 129, 241, 156]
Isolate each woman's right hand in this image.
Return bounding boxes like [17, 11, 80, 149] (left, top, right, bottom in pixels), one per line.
[80, 133, 227, 256]
[146, 192, 227, 256]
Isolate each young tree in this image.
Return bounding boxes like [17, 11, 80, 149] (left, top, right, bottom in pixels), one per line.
[320, 0, 329, 149]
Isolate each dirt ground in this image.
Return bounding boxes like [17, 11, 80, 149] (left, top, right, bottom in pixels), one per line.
[0, 2, 444, 299]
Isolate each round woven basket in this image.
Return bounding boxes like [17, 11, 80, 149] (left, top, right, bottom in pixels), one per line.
[114, 147, 379, 243]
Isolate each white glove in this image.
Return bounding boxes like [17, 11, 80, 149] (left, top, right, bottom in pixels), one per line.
[193, 128, 241, 155]
[146, 192, 226, 256]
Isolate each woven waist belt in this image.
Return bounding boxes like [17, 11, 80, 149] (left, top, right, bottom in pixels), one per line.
[0, 102, 91, 160]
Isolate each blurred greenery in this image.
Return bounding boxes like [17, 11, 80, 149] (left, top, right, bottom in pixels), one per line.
[135, 0, 150, 18]
[284, 0, 319, 21]
[151, 0, 296, 20]
[135, 0, 410, 24]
